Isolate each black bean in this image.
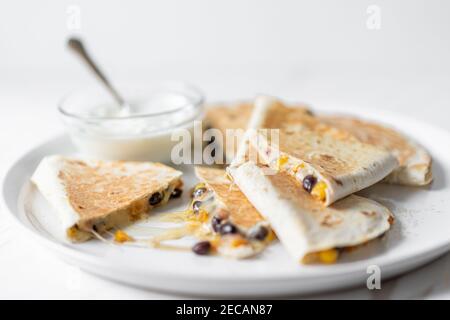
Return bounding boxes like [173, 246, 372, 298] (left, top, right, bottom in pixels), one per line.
[249, 226, 269, 241]
[170, 188, 183, 199]
[211, 216, 222, 232]
[192, 241, 211, 255]
[149, 192, 163, 206]
[302, 175, 317, 193]
[192, 201, 202, 213]
[219, 222, 238, 235]
[192, 187, 207, 198]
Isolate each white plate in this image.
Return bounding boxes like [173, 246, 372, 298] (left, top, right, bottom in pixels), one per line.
[2, 106, 450, 297]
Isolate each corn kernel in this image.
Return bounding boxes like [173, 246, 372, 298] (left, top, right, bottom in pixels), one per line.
[276, 155, 289, 170]
[188, 209, 209, 223]
[230, 237, 248, 248]
[292, 163, 305, 173]
[266, 230, 277, 242]
[67, 226, 78, 238]
[318, 249, 339, 264]
[311, 181, 327, 201]
[197, 209, 209, 223]
[209, 236, 221, 250]
[194, 182, 206, 190]
[114, 230, 134, 243]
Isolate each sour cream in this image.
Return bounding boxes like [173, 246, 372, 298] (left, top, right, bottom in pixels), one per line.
[58, 83, 204, 163]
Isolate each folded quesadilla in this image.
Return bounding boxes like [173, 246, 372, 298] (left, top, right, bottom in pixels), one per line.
[188, 166, 274, 258]
[319, 115, 432, 186]
[205, 100, 311, 162]
[228, 161, 394, 264]
[234, 96, 398, 206]
[31, 155, 183, 242]
[207, 100, 432, 187]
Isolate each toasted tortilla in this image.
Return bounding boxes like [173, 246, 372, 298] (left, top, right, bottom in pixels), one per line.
[31, 155, 183, 242]
[228, 161, 393, 263]
[205, 101, 255, 134]
[235, 96, 398, 206]
[319, 115, 432, 186]
[205, 100, 311, 162]
[194, 166, 273, 258]
[206, 100, 430, 187]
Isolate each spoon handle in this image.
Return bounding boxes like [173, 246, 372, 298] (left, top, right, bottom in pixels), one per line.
[67, 37, 126, 106]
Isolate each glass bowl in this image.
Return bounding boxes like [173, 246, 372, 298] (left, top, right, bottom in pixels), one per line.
[58, 82, 204, 162]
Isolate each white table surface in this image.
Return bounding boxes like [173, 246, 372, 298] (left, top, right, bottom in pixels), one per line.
[2, 68, 450, 299]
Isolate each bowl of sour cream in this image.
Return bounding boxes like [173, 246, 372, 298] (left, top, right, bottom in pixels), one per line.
[58, 82, 204, 163]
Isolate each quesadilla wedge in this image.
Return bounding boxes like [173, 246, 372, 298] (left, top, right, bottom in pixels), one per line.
[205, 100, 312, 162]
[236, 96, 398, 206]
[188, 166, 274, 258]
[31, 155, 183, 242]
[228, 161, 394, 264]
[319, 115, 432, 186]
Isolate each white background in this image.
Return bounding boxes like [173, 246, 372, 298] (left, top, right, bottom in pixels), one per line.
[2, 0, 450, 73]
[1, 0, 450, 299]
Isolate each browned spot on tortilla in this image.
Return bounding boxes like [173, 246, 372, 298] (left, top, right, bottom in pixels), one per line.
[306, 153, 348, 176]
[321, 215, 342, 227]
[333, 178, 343, 186]
[320, 154, 334, 161]
[361, 211, 376, 217]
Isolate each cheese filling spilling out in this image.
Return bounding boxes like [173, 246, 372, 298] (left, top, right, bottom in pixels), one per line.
[80, 183, 373, 264]
[88, 180, 379, 264]
[111, 183, 275, 259]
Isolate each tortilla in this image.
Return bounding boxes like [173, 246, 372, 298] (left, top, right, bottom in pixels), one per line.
[31, 155, 183, 242]
[319, 115, 432, 186]
[228, 161, 393, 263]
[236, 96, 398, 206]
[205, 100, 311, 162]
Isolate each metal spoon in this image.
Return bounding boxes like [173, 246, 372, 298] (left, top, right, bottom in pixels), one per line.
[67, 37, 131, 114]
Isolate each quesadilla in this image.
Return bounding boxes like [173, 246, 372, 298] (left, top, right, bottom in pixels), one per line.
[188, 166, 274, 258]
[205, 101, 255, 134]
[228, 161, 394, 264]
[205, 100, 312, 162]
[319, 115, 432, 186]
[236, 96, 398, 206]
[207, 100, 432, 187]
[31, 155, 183, 242]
